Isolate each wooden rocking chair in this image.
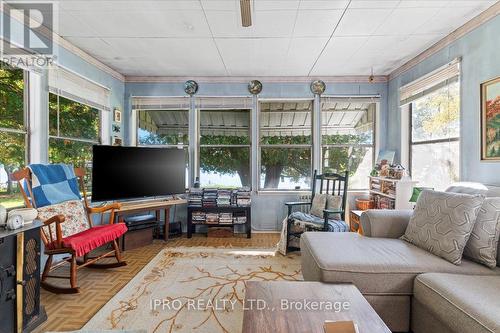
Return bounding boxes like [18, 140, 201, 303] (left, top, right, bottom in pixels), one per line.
[11, 167, 127, 294]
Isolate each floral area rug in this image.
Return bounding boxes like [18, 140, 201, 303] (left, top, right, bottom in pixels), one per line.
[83, 247, 302, 333]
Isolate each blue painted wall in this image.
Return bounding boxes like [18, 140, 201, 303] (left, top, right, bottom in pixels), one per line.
[387, 16, 500, 186]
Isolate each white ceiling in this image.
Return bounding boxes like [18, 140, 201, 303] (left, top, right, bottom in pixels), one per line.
[48, 0, 497, 77]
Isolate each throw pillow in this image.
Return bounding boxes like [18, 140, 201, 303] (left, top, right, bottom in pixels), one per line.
[310, 194, 327, 217]
[326, 195, 342, 220]
[400, 190, 484, 265]
[463, 197, 500, 268]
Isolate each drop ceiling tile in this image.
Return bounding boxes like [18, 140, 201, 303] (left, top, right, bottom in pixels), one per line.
[205, 10, 296, 37]
[445, 0, 497, 8]
[375, 7, 442, 35]
[216, 37, 327, 76]
[293, 10, 344, 37]
[299, 0, 350, 10]
[55, 10, 99, 36]
[397, 1, 449, 8]
[310, 36, 369, 75]
[59, 1, 202, 12]
[335, 9, 393, 36]
[215, 38, 289, 75]
[200, 0, 238, 11]
[350, 0, 399, 9]
[64, 37, 118, 59]
[62, 9, 211, 38]
[107, 38, 226, 76]
[255, 1, 300, 11]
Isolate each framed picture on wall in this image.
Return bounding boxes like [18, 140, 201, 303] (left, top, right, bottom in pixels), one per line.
[481, 76, 500, 160]
[112, 136, 122, 146]
[113, 108, 122, 123]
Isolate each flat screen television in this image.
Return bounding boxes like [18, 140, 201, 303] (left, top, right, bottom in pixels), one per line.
[91, 145, 186, 202]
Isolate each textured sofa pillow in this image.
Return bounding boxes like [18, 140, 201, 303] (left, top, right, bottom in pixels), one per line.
[310, 194, 327, 217]
[463, 197, 500, 268]
[400, 190, 484, 265]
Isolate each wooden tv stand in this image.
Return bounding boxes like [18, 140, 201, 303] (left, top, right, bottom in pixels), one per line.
[114, 198, 187, 241]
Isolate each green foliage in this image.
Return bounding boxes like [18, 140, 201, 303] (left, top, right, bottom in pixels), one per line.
[0, 64, 25, 194]
[49, 94, 100, 140]
[412, 82, 460, 140]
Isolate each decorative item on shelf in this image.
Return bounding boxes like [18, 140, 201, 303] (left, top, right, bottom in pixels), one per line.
[112, 136, 123, 146]
[184, 80, 199, 95]
[480, 76, 500, 160]
[310, 79, 326, 95]
[355, 197, 374, 211]
[379, 162, 390, 178]
[8, 207, 37, 224]
[248, 79, 262, 95]
[0, 204, 6, 227]
[376, 150, 395, 165]
[113, 108, 122, 123]
[389, 164, 405, 180]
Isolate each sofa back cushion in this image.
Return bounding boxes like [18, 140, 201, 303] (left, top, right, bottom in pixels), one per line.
[401, 190, 484, 265]
[463, 197, 500, 268]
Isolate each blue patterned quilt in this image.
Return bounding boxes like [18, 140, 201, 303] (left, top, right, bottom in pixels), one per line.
[289, 211, 348, 232]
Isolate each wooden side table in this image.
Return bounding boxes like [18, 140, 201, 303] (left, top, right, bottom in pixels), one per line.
[350, 210, 364, 235]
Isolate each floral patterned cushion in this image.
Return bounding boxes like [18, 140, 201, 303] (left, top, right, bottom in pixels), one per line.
[37, 200, 90, 240]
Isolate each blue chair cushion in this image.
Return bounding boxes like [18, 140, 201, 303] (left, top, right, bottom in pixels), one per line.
[289, 211, 348, 232]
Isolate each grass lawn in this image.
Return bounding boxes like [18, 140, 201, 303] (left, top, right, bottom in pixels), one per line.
[0, 192, 25, 208]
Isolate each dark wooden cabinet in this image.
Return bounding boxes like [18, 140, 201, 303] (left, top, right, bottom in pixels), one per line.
[0, 222, 46, 333]
[187, 206, 251, 238]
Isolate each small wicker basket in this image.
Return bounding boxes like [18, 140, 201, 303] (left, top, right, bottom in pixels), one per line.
[356, 198, 375, 211]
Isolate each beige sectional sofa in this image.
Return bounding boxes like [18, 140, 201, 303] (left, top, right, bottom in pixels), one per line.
[300, 186, 500, 333]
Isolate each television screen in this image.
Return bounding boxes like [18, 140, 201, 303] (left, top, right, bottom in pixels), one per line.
[91, 145, 186, 202]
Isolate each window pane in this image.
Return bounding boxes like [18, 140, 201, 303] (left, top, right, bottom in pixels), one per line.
[322, 100, 374, 145]
[200, 147, 250, 188]
[260, 148, 311, 189]
[322, 146, 373, 189]
[411, 141, 459, 191]
[0, 64, 24, 131]
[138, 110, 188, 145]
[49, 138, 93, 189]
[0, 132, 26, 208]
[411, 81, 460, 143]
[200, 109, 250, 145]
[50, 94, 100, 141]
[260, 101, 312, 144]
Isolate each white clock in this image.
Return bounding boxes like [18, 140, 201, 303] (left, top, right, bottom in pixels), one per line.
[6, 214, 24, 230]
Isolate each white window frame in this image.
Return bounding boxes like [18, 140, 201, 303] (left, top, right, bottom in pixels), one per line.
[258, 98, 314, 191]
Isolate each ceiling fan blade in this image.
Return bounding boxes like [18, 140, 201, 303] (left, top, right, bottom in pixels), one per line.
[240, 0, 252, 27]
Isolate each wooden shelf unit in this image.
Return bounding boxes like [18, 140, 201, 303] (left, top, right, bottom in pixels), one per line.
[369, 177, 417, 210]
[187, 205, 251, 238]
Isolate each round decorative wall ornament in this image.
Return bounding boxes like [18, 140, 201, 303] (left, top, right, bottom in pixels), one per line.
[248, 80, 263, 95]
[310, 80, 326, 95]
[184, 80, 199, 95]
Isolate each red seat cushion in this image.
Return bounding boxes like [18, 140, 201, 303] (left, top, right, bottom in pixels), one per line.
[49, 223, 127, 257]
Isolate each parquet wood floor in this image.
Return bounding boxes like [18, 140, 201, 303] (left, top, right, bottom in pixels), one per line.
[36, 233, 280, 332]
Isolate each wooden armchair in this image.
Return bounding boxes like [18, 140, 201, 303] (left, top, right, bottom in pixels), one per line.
[284, 170, 349, 253]
[11, 167, 127, 294]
